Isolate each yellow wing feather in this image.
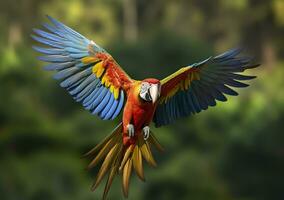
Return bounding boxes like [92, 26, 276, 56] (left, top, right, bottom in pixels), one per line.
[82, 56, 129, 100]
[159, 66, 200, 103]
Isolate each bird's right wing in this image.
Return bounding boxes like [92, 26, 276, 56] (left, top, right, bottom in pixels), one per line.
[32, 16, 133, 120]
[153, 49, 259, 127]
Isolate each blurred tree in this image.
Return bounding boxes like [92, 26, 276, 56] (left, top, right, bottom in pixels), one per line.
[123, 0, 138, 42]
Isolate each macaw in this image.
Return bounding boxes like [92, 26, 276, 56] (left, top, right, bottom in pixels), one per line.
[32, 16, 259, 200]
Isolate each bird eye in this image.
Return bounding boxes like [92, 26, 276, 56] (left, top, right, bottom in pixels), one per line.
[140, 82, 150, 93]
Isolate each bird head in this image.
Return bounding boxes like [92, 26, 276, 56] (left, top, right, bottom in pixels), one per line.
[139, 78, 161, 104]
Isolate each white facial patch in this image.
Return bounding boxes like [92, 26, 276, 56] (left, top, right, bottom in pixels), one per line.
[140, 82, 151, 93]
[140, 82, 152, 101]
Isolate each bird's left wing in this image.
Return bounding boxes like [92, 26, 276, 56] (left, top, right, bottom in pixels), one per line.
[32, 16, 133, 120]
[153, 48, 259, 127]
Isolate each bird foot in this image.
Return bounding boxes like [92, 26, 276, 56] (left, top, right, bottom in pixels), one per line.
[127, 124, 134, 137]
[143, 126, 150, 140]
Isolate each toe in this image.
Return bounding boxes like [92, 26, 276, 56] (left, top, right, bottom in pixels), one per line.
[143, 126, 150, 140]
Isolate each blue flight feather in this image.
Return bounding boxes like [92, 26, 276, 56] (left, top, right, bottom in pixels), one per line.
[101, 94, 115, 119]
[42, 23, 66, 38]
[83, 86, 103, 107]
[31, 35, 62, 48]
[64, 47, 88, 54]
[38, 55, 73, 62]
[105, 99, 119, 120]
[32, 46, 65, 55]
[43, 62, 74, 71]
[53, 67, 79, 80]
[94, 91, 112, 115]
[75, 81, 100, 101]
[111, 91, 124, 119]
[69, 75, 97, 95]
[33, 28, 65, 42]
[60, 67, 92, 88]
[90, 87, 108, 112]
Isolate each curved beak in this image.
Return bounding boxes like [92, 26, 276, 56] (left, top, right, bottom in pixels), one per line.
[149, 84, 160, 104]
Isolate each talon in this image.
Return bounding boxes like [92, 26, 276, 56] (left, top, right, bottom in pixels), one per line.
[143, 126, 150, 140]
[127, 124, 134, 137]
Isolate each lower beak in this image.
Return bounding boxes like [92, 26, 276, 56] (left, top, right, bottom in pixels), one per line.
[149, 84, 159, 104]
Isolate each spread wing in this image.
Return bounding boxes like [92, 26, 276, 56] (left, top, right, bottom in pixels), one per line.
[32, 16, 133, 120]
[153, 48, 259, 127]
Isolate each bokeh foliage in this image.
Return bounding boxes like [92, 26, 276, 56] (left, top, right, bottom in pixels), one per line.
[0, 0, 283, 200]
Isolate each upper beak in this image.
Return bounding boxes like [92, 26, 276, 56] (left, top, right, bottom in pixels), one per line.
[149, 84, 160, 104]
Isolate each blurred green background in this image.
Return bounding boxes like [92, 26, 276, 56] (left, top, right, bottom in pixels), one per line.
[1, 0, 284, 200]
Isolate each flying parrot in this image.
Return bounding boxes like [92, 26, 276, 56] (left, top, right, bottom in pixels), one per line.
[32, 16, 259, 199]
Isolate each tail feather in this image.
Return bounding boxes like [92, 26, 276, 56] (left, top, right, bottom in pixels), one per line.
[139, 137, 157, 167]
[92, 143, 121, 190]
[119, 145, 134, 172]
[102, 145, 123, 199]
[122, 158, 132, 198]
[84, 123, 123, 157]
[85, 123, 163, 200]
[149, 130, 164, 152]
[132, 145, 145, 181]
